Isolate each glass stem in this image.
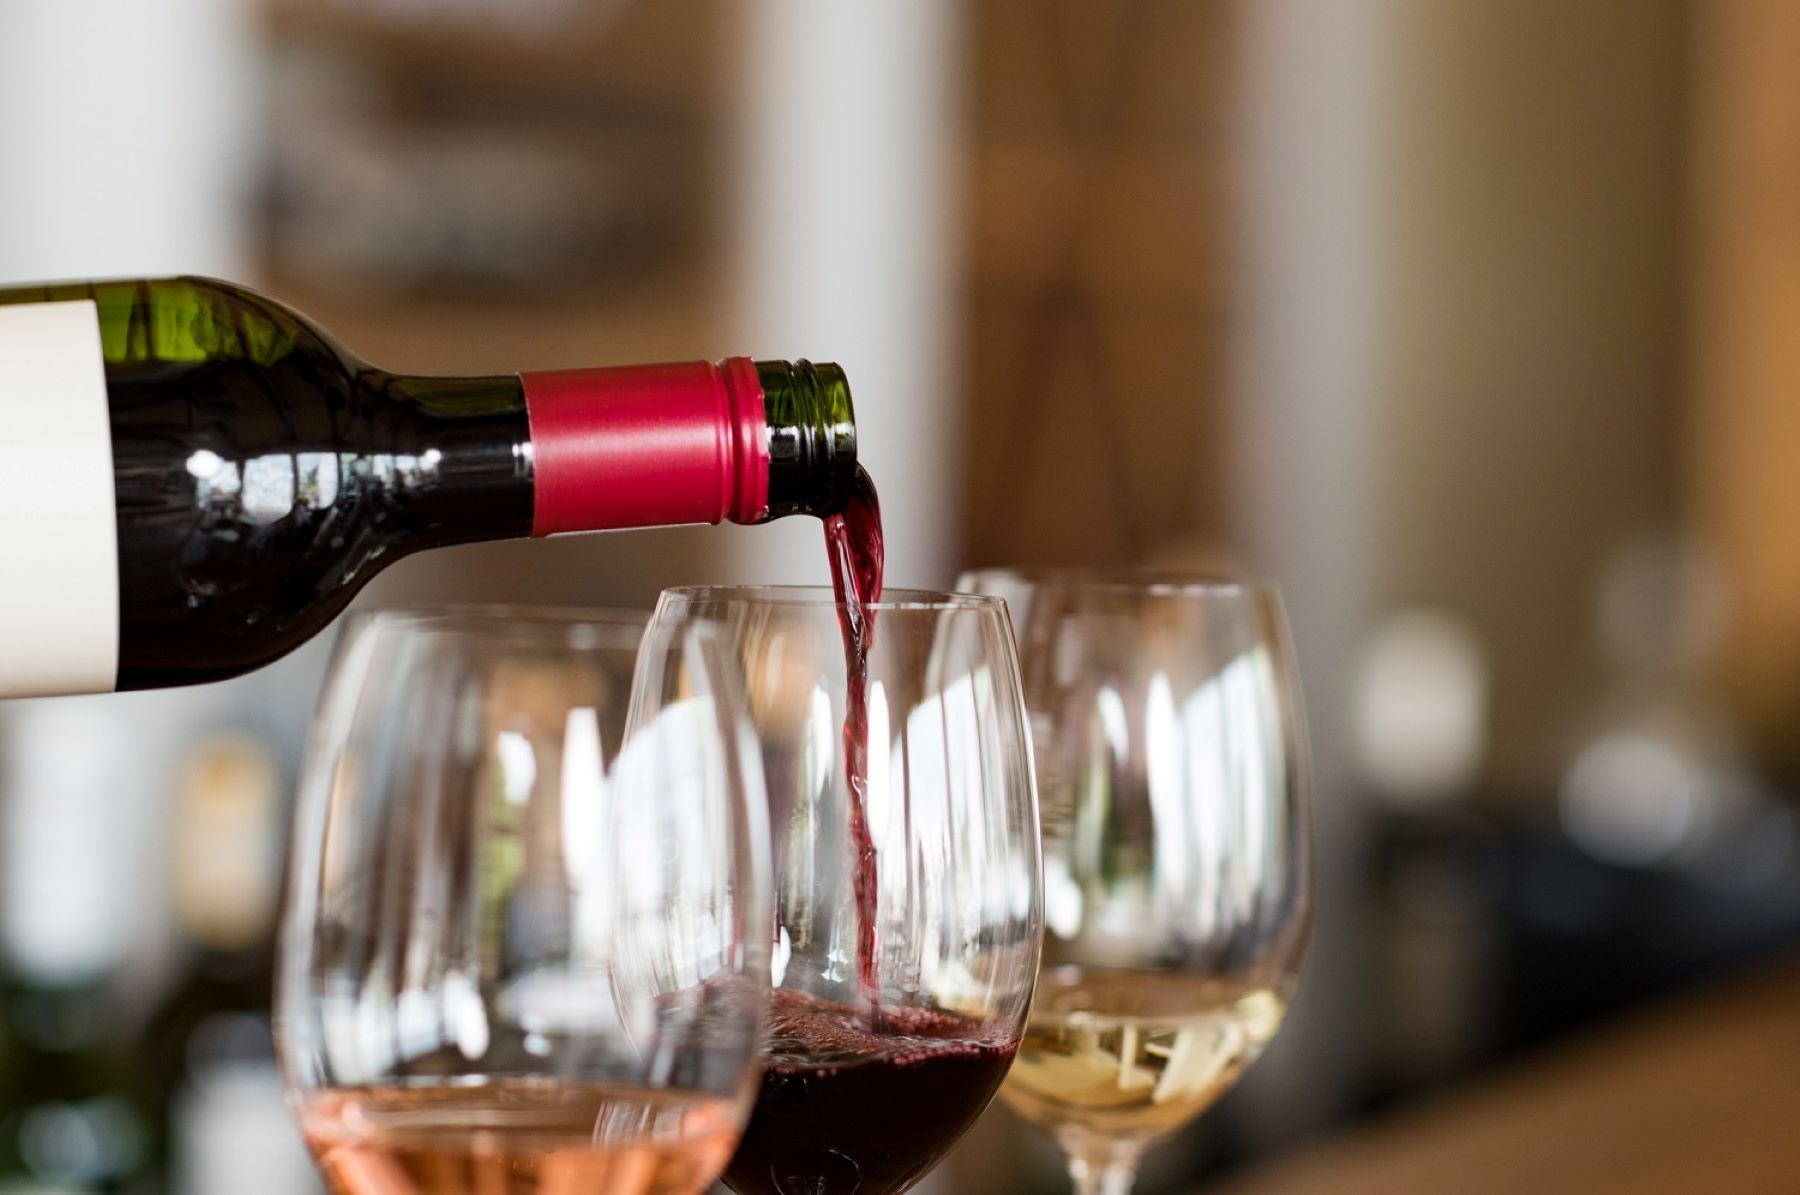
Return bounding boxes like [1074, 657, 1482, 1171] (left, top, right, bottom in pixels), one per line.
[1067, 1148, 1140, 1195]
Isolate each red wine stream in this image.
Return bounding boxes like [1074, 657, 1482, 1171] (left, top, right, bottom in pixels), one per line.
[822, 466, 884, 1006]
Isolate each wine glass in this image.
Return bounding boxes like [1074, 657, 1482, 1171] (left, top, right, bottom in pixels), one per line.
[276, 607, 772, 1195]
[958, 571, 1311, 1195]
[649, 586, 1043, 1195]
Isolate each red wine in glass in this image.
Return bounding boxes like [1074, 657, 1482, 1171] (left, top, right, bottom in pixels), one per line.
[721, 989, 1018, 1195]
[822, 465, 884, 1004]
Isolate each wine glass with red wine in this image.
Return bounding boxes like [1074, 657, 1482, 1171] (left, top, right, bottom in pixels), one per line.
[959, 571, 1311, 1195]
[276, 607, 772, 1195]
[650, 587, 1043, 1195]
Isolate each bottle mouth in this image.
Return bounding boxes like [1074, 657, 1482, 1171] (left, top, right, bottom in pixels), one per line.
[757, 359, 857, 518]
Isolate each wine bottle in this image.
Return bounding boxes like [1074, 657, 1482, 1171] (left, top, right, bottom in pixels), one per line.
[0, 276, 857, 697]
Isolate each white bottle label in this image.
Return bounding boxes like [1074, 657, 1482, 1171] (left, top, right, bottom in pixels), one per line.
[0, 300, 120, 697]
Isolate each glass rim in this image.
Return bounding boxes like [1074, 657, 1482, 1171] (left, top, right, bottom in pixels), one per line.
[341, 602, 654, 647]
[658, 584, 1007, 614]
[958, 566, 1280, 600]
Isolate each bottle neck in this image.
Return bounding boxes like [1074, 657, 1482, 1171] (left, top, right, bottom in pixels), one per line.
[758, 359, 858, 519]
[376, 372, 536, 547]
[376, 357, 857, 545]
[520, 357, 857, 535]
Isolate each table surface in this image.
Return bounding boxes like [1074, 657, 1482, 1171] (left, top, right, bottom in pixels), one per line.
[1206, 957, 1800, 1195]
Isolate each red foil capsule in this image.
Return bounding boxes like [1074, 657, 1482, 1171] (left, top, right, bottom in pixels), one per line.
[522, 357, 770, 536]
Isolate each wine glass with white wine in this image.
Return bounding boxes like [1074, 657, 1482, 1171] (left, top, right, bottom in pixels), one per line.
[959, 571, 1311, 1195]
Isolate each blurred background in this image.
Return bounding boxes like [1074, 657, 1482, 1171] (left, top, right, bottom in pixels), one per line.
[4, 0, 1800, 1191]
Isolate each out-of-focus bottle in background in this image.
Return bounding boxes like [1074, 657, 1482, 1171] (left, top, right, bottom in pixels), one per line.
[0, 684, 326, 1195]
[149, 733, 318, 1195]
[0, 699, 164, 1194]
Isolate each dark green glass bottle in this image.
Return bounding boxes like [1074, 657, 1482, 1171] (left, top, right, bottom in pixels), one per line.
[0, 276, 857, 697]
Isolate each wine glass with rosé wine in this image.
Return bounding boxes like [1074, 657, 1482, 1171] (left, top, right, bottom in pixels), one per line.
[277, 607, 772, 1195]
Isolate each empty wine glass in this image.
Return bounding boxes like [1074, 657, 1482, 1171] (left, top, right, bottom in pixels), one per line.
[276, 607, 771, 1195]
[649, 587, 1043, 1195]
[958, 571, 1311, 1195]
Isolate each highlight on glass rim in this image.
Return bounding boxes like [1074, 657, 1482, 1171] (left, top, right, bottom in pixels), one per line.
[0, 2, 1792, 1193]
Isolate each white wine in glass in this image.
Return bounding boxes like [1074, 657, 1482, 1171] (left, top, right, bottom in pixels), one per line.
[1003, 968, 1287, 1144]
[960, 571, 1311, 1195]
